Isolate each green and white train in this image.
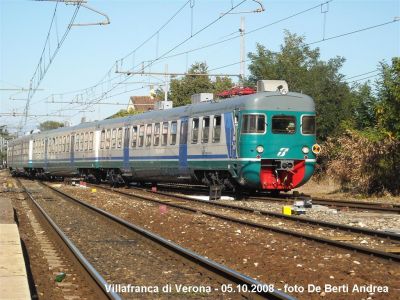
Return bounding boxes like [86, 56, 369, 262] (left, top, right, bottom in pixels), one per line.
[8, 81, 320, 194]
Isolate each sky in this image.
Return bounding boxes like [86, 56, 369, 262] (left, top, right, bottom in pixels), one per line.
[1, 0, 399, 134]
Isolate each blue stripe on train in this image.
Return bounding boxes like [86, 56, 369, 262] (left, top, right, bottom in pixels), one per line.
[29, 153, 228, 163]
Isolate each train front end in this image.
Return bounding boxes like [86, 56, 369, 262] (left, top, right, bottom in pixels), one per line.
[236, 91, 320, 192]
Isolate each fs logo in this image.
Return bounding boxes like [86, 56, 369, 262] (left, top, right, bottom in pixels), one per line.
[277, 148, 289, 157]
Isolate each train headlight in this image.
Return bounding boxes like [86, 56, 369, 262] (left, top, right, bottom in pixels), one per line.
[256, 145, 264, 153]
[312, 144, 321, 154]
[302, 146, 310, 154]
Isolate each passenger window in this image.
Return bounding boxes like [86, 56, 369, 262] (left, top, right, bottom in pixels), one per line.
[146, 124, 152, 147]
[272, 116, 296, 134]
[89, 132, 93, 150]
[66, 135, 70, 152]
[106, 130, 111, 149]
[161, 122, 168, 146]
[80, 133, 84, 151]
[111, 129, 117, 148]
[131, 126, 137, 148]
[100, 131, 105, 149]
[170, 121, 177, 145]
[84, 133, 88, 151]
[117, 128, 123, 148]
[74, 135, 78, 151]
[153, 123, 160, 146]
[241, 114, 265, 134]
[302, 116, 316, 134]
[212, 115, 221, 143]
[138, 125, 145, 147]
[191, 118, 199, 144]
[202, 117, 210, 143]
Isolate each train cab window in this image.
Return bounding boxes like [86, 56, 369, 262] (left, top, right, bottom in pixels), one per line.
[138, 125, 145, 147]
[84, 133, 88, 151]
[111, 129, 117, 149]
[153, 123, 160, 146]
[145, 124, 153, 147]
[191, 118, 199, 144]
[161, 122, 168, 146]
[212, 115, 221, 143]
[301, 116, 316, 134]
[241, 114, 266, 134]
[170, 121, 177, 145]
[89, 132, 93, 150]
[80, 133, 84, 151]
[117, 128, 123, 148]
[131, 126, 138, 148]
[106, 130, 111, 149]
[100, 131, 105, 149]
[272, 116, 296, 134]
[202, 117, 210, 143]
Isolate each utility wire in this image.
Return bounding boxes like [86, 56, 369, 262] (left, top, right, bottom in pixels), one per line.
[307, 19, 399, 45]
[23, 2, 81, 129]
[344, 69, 379, 80]
[209, 18, 399, 72]
[141, 0, 334, 67]
[347, 74, 380, 84]
[74, 0, 248, 112]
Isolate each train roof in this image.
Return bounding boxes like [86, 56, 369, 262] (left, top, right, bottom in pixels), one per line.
[11, 91, 314, 143]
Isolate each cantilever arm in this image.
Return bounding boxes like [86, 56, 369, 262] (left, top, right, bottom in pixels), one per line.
[71, 3, 110, 26]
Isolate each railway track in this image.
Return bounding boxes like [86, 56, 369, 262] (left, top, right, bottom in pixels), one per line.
[248, 195, 400, 214]
[22, 179, 293, 300]
[15, 178, 120, 300]
[155, 183, 400, 214]
[90, 183, 400, 262]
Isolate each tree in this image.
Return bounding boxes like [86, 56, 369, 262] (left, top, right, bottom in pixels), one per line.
[247, 31, 354, 140]
[39, 121, 64, 131]
[350, 83, 377, 131]
[375, 57, 400, 139]
[156, 62, 234, 107]
[169, 62, 214, 106]
[107, 108, 142, 119]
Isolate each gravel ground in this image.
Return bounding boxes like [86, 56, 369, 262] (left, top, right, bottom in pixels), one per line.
[217, 199, 400, 234]
[0, 173, 97, 300]
[22, 180, 247, 299]
[55, 183, 400, 300]
[119, 188, 399, 252]
[295, 179, 400, 205]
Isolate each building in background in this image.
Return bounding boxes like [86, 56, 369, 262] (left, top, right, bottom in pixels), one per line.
[127, 96, 158, 112]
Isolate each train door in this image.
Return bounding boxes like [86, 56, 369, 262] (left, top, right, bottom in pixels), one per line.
[123, 127, 130, 171]
[28, 140, 33, 168]
[178, 117, 188, 171]
[224, 112, 236, 159]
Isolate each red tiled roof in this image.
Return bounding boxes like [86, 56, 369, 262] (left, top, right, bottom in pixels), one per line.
[129, 96, 158, 111]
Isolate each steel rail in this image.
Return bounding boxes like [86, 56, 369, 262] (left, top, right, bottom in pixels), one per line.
[156, 183, 400, 213]
[17, 179, 121, 300]
[130, 186, 400, 241]
[249, 195, 400, 214]
[90, 184, 400, 262]
[41, 182, 295, 300]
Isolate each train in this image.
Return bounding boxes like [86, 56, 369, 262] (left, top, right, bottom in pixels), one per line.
[7, 80, 320, 197]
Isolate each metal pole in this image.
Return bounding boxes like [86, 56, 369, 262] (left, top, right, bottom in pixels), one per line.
[164, 64, 168, 103]
[240, 16, 245, 86]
